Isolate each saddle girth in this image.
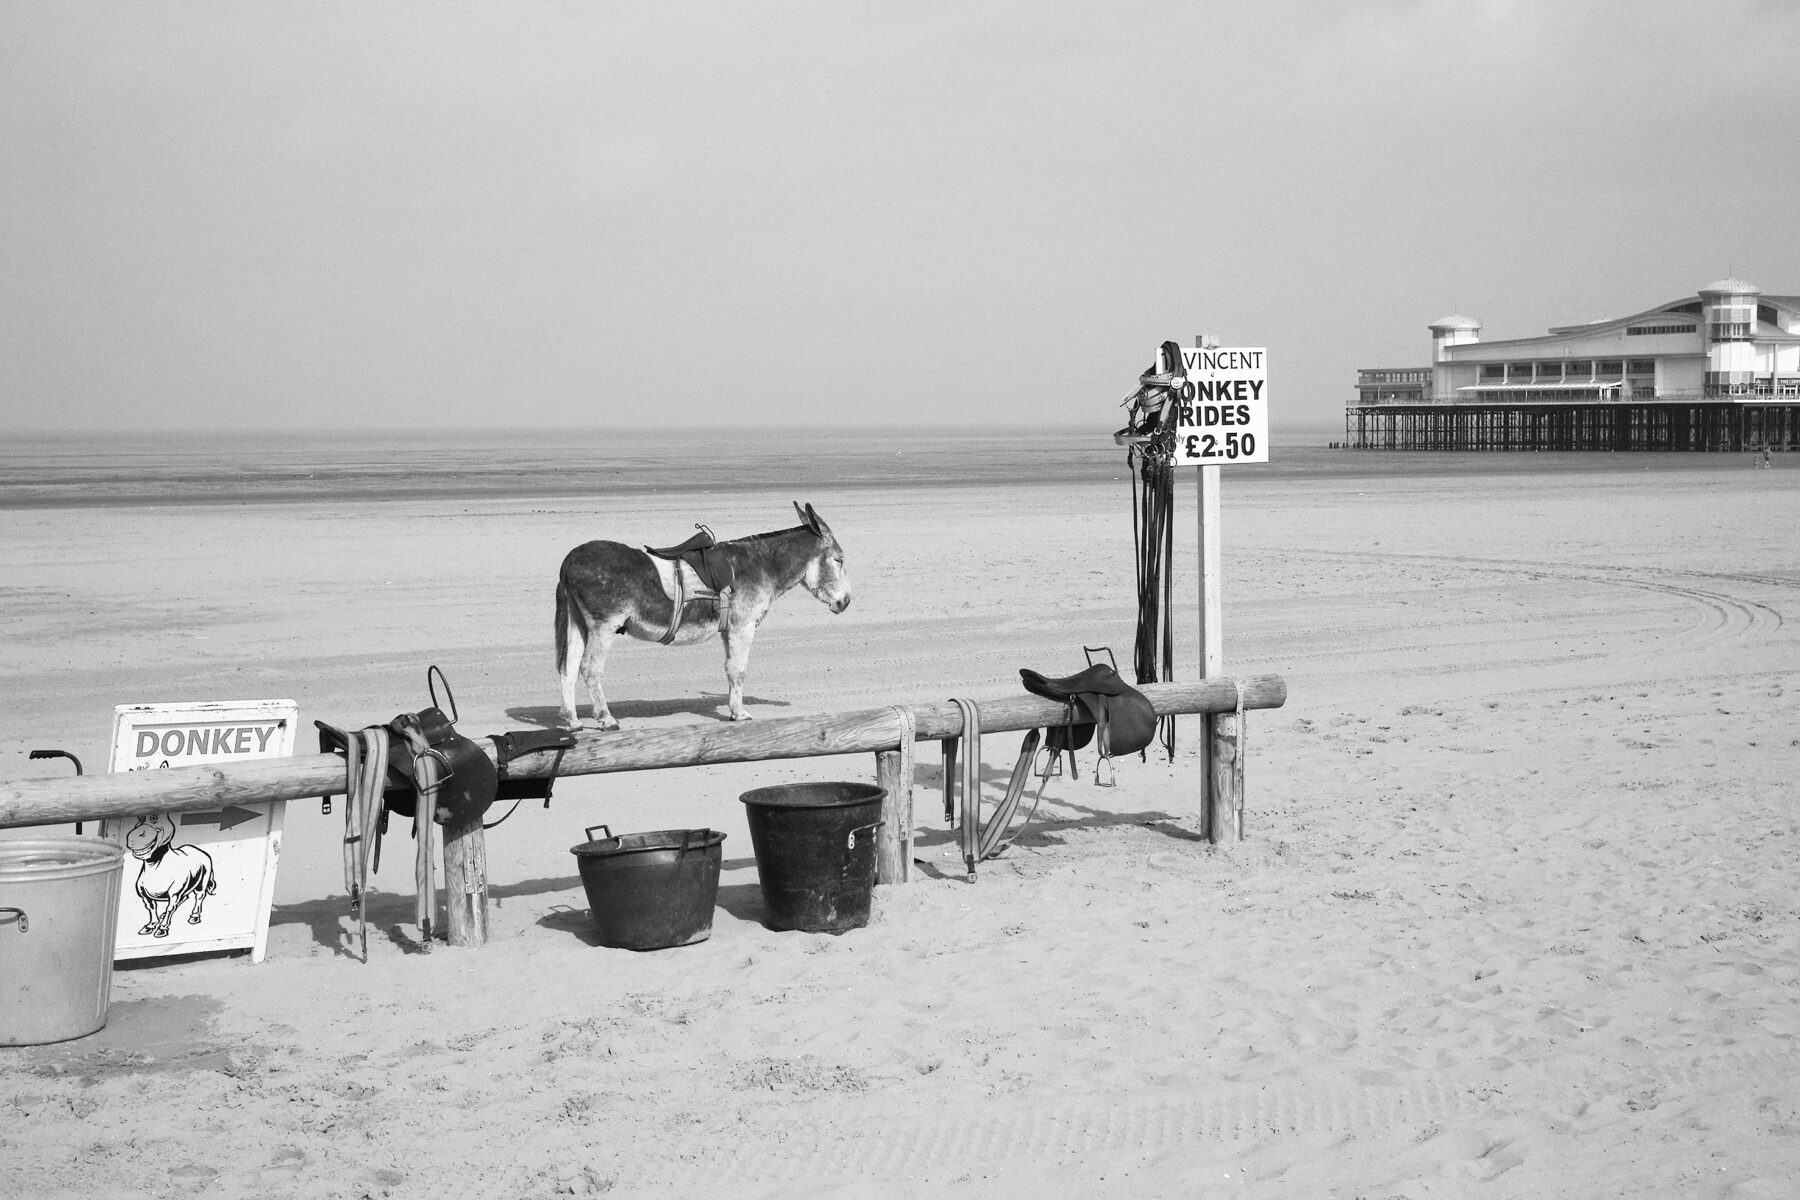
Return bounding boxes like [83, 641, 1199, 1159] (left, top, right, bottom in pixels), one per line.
[942, 698, 1045, 882]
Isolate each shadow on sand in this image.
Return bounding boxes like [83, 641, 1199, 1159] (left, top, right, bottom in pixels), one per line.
[503, 694, 792, 728]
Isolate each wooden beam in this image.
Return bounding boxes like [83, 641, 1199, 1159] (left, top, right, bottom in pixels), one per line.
[0, 676, 1286, 830]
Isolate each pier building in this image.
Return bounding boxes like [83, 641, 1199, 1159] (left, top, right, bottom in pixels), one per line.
[1349, 280, 1800, 450]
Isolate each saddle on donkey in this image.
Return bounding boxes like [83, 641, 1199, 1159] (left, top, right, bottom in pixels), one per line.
[644, 524, 736, 645]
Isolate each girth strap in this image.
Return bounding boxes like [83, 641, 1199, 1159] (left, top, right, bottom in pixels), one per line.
[390, 718, 441, 948]
[340, 725, 390, 964]
[655, 559, 731, 646]
[947, 699, 980, 879]
[943, 699, 1047, 881]
[658, 561, 688, 646]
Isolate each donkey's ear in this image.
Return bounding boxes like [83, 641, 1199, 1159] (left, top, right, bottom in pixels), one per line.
[794, 500, 821, 534]
[803, 503, 829, 535]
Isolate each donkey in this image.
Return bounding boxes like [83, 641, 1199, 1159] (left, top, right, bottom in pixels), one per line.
[555, 501, 851, 729]
[125, 813, 216, 938]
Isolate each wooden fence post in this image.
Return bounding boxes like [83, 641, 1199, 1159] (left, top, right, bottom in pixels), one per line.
[1208, 711, 1242, 842]
[874, 749, 912, 884]
[441, 818, 488, 947]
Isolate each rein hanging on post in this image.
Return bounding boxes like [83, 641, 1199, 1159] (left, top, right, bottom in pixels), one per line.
[1118, 341, 1184, 761]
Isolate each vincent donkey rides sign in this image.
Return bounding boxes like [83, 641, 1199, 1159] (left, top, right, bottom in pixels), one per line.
[1171, 346, 1269, 466]
[100, 699, 296, 963]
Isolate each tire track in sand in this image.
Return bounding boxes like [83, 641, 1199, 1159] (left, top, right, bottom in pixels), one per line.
[435, 1048, 1797, 1194]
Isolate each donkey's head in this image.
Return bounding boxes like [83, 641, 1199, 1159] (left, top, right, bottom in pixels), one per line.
[793, 501, 851, 614]
[126, 813, 176, 860]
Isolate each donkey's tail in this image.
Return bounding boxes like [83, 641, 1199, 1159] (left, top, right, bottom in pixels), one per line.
[555, 571, 589, 670]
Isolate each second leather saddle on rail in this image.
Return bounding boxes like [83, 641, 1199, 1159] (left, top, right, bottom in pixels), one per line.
[1018, 660, 1157, 780]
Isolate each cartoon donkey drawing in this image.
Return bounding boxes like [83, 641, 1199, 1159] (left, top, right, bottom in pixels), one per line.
[125, 813, 216, 938]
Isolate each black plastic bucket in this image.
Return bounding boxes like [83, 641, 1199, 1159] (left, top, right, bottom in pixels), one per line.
[739, 782, 885, 933]
[569, 825, 725, 950]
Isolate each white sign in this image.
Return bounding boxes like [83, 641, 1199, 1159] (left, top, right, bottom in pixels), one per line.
[101, 699, 296, 963]
[1172, 346, 1269, 465]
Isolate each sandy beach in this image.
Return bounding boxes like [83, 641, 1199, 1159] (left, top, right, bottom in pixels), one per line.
[4, 450, 1800, 1199]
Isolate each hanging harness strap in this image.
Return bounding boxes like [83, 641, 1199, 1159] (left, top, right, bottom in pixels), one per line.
[1229, 676, 1248, 840]
[340, 724, 390, 964]
[390, 716, 442, 948]
[978, 729, 1044, 863]
[943, 699, 1051, 880]
[946, 699, 981, 880]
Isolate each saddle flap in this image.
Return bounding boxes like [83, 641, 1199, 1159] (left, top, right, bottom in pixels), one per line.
[386, 708, 498, 827]
[1042, 698, 1096, 753]
[1097, 688, 1158, 758]
[488, 729, 577, 804]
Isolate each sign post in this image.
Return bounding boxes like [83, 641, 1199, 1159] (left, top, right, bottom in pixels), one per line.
[101, 699, 296, 962]
[1172, 344, 1268, 841]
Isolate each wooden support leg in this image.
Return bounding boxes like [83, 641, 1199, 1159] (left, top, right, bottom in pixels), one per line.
[1208, 712, 1242, 842]
[875, 749, 912, 884]
[442, 817, 489, 946]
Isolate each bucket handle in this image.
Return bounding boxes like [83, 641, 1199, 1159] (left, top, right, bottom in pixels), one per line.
[847, 820, 885, 851]
[584, 824, 617, 846]
[0, 906, 26, 934]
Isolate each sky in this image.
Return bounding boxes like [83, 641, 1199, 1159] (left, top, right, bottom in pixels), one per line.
[4, 2, 1800, 435]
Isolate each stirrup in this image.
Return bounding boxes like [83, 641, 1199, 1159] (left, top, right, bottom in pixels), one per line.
[1093, 755, 1116, 788]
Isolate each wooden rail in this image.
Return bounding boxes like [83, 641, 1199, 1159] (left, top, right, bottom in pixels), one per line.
[0, 677, 1285, 829]
[0, 676, 1285, 947]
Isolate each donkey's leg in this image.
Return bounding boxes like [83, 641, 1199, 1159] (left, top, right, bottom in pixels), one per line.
[720, 617, 757, 722]
[579, 626, 622, 731]
[187, 872, 212, 923]
[558, 607, 588, 728]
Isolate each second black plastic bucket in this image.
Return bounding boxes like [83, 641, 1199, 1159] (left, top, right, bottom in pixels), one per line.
[739, 781, 885, 933]
[569, 826, 725, 950]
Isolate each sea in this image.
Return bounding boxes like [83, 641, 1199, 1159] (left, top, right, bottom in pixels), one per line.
[0, 425, 1763, 509]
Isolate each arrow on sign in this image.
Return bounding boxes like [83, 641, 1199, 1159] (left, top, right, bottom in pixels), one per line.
[180, 806, 261, 831]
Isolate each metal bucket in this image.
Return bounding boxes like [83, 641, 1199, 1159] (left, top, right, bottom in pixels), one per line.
[570, 825, 725, 950]
[739, 782, 884, 933]
[1, 837, 125, 1046]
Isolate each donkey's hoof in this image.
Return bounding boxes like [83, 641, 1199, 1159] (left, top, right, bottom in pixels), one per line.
[596, 717, 621, 732]
[728, 712, 754, 723]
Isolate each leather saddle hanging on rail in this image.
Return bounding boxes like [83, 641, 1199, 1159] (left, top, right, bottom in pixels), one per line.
[316, 666, 575, 829]
[1019, 658, 1157, 781]
[941, 651, 1159, 882]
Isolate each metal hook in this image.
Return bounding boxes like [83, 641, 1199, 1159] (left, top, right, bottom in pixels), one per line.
[30, 750, 84, 833]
